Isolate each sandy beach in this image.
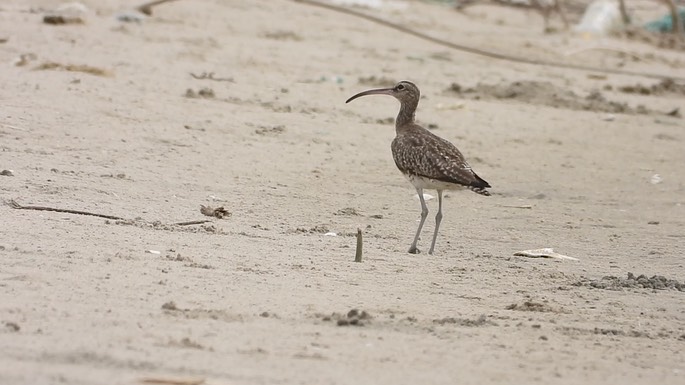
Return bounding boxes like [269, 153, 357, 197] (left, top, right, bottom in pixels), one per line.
[1, 1, 684, 384]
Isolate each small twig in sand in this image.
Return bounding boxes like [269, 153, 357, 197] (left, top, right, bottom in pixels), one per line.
[661, 0, 684, 36]
[172, 220, 213, 226]
[618, 0, 630, 25]
[136, 0, 180, 16]
[33, 62, 110, 77]
[355, 228, 363, 263]
[6, 199, 124, 220]
[190, 72, 234, 83]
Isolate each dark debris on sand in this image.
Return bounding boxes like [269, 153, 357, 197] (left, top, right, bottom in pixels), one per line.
[575, 272, 685, 291]
[322, 309, 372, 327]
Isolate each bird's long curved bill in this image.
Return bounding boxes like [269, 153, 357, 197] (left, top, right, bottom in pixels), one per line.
[346, 88, 393, 103]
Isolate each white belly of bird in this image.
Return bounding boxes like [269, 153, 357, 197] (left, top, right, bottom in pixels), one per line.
[404, 174, 467, 191]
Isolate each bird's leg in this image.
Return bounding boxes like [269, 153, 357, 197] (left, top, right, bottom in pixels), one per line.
[428, 190, 444, 255]
[408, 188, 428, 254]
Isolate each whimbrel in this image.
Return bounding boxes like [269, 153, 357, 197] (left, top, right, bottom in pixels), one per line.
[346, 81, 491, 255]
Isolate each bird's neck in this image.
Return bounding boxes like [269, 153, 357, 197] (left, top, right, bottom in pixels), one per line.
[395, 100, 418, 130]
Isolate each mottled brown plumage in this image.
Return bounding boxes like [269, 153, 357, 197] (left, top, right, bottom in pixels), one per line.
[392, 123, 491, 195]
[346, 80, 491, 255]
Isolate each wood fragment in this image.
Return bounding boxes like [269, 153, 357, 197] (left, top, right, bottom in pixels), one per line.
[43, 15, 84, 25]
[355, 228, 363, 263]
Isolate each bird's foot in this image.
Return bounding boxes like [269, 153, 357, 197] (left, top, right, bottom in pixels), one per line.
[408, 246, 420, 254]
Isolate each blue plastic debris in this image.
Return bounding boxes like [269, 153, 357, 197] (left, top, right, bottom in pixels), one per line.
[644, 8, 685, 33]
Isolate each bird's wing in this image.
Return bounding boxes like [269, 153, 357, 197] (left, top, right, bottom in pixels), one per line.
[392, 130, 490, 189]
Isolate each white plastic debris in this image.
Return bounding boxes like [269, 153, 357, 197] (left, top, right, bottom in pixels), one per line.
[650, 174, 662, 185]
[414, 193, 434, 201]
[146, 250, 161, 255]
[573, 0, 623, 35]
[324, 232, 337, 237]
[514, 248, 578, 261]
[115, 10, 148, 23]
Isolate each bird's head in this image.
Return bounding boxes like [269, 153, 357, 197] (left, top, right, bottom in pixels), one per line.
[346, 81, 420, 105]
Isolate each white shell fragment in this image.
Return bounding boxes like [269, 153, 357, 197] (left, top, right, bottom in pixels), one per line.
[650, 174, 662, 185]
[514, 248, 578, 261]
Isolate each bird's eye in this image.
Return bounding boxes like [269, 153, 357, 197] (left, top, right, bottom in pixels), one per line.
[396, 84, 405, 91]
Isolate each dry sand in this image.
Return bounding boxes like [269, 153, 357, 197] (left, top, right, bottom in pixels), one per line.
[1, 1, 684, 384]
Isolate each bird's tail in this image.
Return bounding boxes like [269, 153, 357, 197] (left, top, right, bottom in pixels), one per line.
[469, 186, 491, 196]
[470, 172, 491, 196]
